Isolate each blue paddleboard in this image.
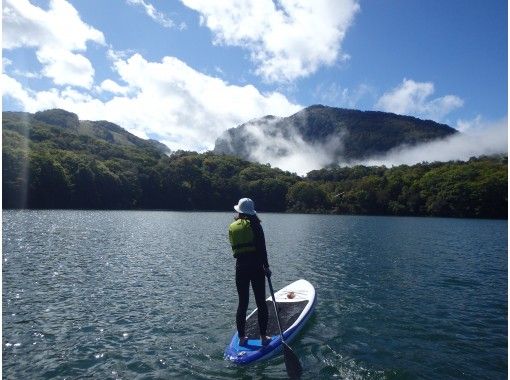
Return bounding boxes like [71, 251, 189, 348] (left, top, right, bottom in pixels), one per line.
[225, 279, 316, 365]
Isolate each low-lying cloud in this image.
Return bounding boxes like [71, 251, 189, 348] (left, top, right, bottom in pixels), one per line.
[221, 114, 345, 175]
[226, 116, 507, 175]
[355, 117, 508, 167]
[249, 134, 343, 175]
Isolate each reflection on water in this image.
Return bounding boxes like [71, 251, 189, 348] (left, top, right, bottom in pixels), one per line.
[3, 211, 507, 379]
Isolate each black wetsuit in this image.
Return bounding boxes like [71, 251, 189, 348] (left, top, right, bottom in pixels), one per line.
[235, 216, 269, 338]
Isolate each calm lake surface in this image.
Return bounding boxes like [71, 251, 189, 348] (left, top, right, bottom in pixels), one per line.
[2, 210, 507, 379]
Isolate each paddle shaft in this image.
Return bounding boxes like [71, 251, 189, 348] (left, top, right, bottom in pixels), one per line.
[266, 275, 303, 379]
[266, 275, 286, 342]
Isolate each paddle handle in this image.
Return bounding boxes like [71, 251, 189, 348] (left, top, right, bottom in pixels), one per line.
[266, 275, 286, 342]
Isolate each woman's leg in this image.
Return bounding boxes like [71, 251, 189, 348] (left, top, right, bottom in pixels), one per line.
[235, 268, 250, 337]
[251, 268, 268, 337]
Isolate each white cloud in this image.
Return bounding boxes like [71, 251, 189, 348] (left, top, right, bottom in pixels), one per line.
[126, 0, 183, 29]
[36, 47, 95, 88]
[98, 79, 130, 95]
[355, 117, 508, 167]
[3, 0, 105, 49]
[2, 74, 36, 107]
[181, 0, 360, 82]
[2, 73, 102, 111]
[375, 79, 464, 121]
[2, 53, 301, 151]
[3, 0, 105, 88]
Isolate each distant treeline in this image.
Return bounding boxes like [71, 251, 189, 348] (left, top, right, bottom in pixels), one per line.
[2, 113, 507, 218]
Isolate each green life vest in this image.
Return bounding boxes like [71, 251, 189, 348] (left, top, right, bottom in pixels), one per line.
[229, 219, 256, 256]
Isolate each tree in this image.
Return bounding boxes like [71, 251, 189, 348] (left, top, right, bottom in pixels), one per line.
[287, 181, 330, 212]
[27, 152, 71, 208]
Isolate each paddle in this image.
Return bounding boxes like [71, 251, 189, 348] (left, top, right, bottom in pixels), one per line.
[266, 274, 303, 379]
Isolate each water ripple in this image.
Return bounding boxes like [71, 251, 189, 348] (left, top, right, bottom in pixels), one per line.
[3, 211, 507, 379]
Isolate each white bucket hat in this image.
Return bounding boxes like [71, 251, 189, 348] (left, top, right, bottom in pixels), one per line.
[234, 198, 257, 215]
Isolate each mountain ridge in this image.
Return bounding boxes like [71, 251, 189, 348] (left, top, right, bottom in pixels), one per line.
[3, 109, 171, 155]
[213, 104, 458, 162]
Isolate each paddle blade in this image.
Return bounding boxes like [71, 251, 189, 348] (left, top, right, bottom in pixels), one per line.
[283, 342, 302, 379]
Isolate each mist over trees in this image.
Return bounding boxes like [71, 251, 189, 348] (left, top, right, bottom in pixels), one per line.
[2, 109, 507, 219]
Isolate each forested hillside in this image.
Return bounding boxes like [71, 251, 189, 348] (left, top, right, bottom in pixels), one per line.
[2, 109, 507, 218]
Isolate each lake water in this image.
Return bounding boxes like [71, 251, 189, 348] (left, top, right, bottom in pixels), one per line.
[2, 210, 507, 379]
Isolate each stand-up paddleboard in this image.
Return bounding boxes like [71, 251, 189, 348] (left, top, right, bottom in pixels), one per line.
[225, 279, 316, 365]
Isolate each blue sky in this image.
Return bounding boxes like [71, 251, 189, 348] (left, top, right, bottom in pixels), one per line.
[2, 0, 508, 155]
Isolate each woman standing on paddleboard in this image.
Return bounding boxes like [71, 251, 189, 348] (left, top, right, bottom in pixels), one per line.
[228, 198, 272, 346]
